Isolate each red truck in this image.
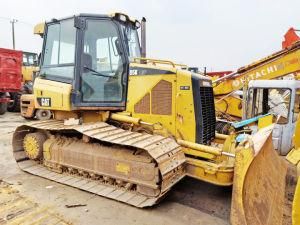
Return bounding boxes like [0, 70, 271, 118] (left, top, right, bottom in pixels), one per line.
[0, 48, 22, 115]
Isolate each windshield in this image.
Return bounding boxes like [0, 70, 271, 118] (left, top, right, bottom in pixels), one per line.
[40, 19, 76, 80]
[247, 88, 291, 124]
[23, 53, 38, 66]
[121, 24, 141, 61]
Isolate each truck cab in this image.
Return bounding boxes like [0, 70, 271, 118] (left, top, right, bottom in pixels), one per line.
[244, 79, 300, 155]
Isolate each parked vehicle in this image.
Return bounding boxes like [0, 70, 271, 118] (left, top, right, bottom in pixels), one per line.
[0, 48, 22, 115]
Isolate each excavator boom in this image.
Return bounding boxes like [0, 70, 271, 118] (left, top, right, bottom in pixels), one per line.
[214, 39, 300, 119]
[214, 41, 300, 96]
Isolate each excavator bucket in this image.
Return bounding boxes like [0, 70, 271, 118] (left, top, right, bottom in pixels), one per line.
[230, 125, 294, 225]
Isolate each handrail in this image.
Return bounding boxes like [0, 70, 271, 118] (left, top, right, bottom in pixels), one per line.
[133, 57, 176, 68]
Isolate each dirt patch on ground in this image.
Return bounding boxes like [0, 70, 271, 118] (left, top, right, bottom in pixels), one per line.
[0, 180, 71, 225]
[167, 178, 232, 220]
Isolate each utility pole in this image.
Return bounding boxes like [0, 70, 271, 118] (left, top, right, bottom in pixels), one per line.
[10, 19, 18, 49]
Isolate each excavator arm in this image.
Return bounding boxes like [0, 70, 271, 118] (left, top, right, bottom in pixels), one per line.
[214, 39, 300, 119]
[214, 41, 300, 96]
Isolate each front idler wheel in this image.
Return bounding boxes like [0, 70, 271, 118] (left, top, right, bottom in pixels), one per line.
[23, 132, 47, 160]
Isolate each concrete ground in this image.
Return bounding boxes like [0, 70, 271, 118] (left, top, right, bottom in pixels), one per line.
[0, 112, 231, 225]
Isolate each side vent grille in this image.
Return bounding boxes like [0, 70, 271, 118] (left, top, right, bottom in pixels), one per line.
[134, 93, 150, 114]
[199, 86, 216, 144]
[151, 80, 172, 115]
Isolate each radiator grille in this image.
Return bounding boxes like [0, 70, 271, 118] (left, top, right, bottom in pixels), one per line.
[199, 86, 216, 144]
[151, 80, 172, 115]
[134, 93, 150, 114]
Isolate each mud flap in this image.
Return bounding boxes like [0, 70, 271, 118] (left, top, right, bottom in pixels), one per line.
[230, 125, 289, 225]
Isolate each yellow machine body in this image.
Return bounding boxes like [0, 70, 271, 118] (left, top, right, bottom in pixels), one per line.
[21, 66, 37, 83]
[215, 95, 243, 118]
[26, 58, 235, 186]
[32, 61, 202, 145]
[126, 61, 236, 186]
[127, 63, 196, 142]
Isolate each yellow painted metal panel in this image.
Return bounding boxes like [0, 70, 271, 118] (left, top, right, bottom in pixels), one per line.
[127, 73, 177, 136]
[258, 114, 273, 129]
[33, 77, 72, 111]
[175, 70, 197, 142]
[287, 117, 300, 165]
[34, 23, 45, 36]
[215, 95, 242, 118]
[185, 158, 234, 186]
[22, 66, 38, 82]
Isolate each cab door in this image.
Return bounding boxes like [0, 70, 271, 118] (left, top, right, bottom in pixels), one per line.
[73, 17, 129, 110]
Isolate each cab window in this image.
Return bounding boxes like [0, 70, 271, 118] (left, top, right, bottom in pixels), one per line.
[41, 19, 76, 80]
[81, 19, 126, 102]
[23, 55, 28, 65]
[247, 88, 291, 124]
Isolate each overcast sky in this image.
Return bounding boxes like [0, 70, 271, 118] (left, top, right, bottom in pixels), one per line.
[0, 0, 299, 71]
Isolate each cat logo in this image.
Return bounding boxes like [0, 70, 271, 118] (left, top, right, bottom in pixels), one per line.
[37, 97, 51, 107]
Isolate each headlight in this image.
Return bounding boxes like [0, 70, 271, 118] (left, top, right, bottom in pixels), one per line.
[118, 14, 127, 22]
[135, 20, 141, 28]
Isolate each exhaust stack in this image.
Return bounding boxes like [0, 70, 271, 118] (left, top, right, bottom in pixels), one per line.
[141, 17, 146, 58]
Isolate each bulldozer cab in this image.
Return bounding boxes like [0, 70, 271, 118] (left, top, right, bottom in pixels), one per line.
[38, 13, 141, 110]
[22, 51, 39, 83]
[23, 52, 38, 67]
[244, 79, 300, 155]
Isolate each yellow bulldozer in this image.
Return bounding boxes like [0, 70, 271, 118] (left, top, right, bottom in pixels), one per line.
[11, 12, 299, 224]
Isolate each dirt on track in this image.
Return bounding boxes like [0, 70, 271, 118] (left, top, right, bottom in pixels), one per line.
[0, 112, 231, 225]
